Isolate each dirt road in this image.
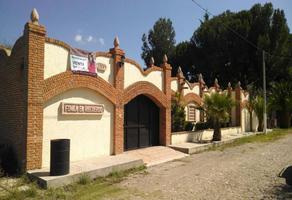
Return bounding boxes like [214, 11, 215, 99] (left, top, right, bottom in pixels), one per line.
[113, 135, 292, 199]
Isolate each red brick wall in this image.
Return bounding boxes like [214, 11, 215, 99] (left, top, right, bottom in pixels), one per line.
[110, 46, 125, 154]
[23, 23, 46, 170]
[43, 71, 117, 104]
[0, 36, 27, 172]
[161, 61, 172, 146]
[235, 84, 242, 126]
[0, 22, 46, 171]
[183, 93, 202, 106]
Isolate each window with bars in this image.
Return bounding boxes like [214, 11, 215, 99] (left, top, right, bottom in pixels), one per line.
[188, 105, 196, 122]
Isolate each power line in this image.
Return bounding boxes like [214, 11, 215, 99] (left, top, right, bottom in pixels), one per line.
[191, 0, 292, 61]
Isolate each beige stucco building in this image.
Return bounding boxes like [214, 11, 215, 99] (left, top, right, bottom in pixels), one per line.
[0, 9, 255, 172]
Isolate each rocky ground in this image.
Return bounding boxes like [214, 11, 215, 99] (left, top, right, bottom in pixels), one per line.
[110, 135, 292, 200]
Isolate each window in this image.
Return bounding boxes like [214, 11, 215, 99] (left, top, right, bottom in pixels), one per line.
[188, 105, 196, 122]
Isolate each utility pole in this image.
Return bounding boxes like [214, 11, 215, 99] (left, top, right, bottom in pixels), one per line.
[263, 50, 267, 134]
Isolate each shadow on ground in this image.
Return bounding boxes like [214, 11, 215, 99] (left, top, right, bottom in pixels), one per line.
[271, 184, 292, 200]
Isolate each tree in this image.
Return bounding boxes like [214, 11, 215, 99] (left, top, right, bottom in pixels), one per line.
[269, 82, 292, 128]
[189, 3, 290, 88]
[171, 93, 186, 132]
[201, 92, 234, 141]
[171, 41, 198, 81]
[141, 18, 176, 67]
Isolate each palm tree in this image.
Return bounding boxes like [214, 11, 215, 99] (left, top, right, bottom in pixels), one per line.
[201, 92, 234, 141]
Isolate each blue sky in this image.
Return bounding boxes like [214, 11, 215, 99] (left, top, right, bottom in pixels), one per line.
[0, 0, 291, 67]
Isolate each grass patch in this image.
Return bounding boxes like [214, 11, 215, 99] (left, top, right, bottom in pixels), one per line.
[77, 173, 91, 185]
[0, 165, 147, 200]
[208, 128, 292, 151]
[107, 165, 147, 183]
[22, 186, 38, 198]
[0, 184, 38, 200]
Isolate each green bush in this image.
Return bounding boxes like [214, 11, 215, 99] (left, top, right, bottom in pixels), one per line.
[184, 121, 194, 131]
[171, 93, 186, 132]
[195, 122, 210, 130]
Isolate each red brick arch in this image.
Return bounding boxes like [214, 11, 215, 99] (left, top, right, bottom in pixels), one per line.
[183, 93, 202, 105]
[43, 71, 118, 104]
[123, 81, 167, 108]
[240, 100, 249, 109]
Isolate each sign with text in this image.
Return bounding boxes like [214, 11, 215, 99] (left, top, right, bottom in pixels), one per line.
[70, 48, 97, 75]
[61, 102, 104, 116]
[70, 55, 88, 72]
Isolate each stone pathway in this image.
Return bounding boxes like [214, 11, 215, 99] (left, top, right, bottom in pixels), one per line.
[124, 146, 188, 167]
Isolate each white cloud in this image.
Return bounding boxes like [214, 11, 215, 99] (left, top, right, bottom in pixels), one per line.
[87, 36, 93, 42]
[74, 34, 103, 46]
[74, 34, 83, 42]
[98, 38, 105, 46]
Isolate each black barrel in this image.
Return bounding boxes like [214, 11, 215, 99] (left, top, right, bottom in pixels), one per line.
[50, 139, 70, 176]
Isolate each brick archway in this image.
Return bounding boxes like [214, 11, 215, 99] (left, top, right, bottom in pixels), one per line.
[43, 71, 117, 104]
[183, 93, 202, 106]
[123, 81, 167, 108]
[123, 81, 169, 147]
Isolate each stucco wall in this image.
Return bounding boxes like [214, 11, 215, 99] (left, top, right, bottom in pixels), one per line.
[44, 43, 114, 85]
[241, 108, 249, 132]
[124, 62, 163, 90]
[183, 83, 200, 96]
[42, 88, 114, 168]
[95, 56, 114, 85]
[171, 127, 241, 144]
[241, 92, 249, 102]
[252, 111, 259, 132]
[242, 109, 258, 132]
[171, 79, 178, 92]
[44, 43, 69, 79]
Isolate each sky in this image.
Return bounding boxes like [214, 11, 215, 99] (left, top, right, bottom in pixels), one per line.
[0, 0, 291, 68]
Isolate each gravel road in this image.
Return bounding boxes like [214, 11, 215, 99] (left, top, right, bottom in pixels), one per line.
[112, 135, 292, 200]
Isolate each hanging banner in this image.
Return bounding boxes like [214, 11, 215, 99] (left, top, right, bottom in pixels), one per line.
[70, 48, 97, 76]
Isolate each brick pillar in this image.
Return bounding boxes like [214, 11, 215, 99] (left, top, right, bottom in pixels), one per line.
[23, 20, 46, 170]
[235, 82, 242, 127]
[147, 57, 155, 69]
[227, 82, 232, 125]
[176, 66, 185, 100]
[160, 55, 172, 145]
[110, 37, 125, 154]
[198, 74, 205, 122]
[214, 78, 220, 92]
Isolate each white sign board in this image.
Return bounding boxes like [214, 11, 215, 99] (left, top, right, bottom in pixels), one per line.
[70, 55, 88, 72]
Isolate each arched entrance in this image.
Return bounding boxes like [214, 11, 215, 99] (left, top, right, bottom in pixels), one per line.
[124, 95, 159, 150]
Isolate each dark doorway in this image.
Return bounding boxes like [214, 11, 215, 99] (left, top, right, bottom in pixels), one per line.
[124, 95, 159, 151]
